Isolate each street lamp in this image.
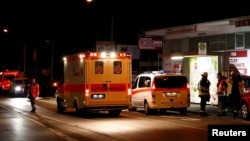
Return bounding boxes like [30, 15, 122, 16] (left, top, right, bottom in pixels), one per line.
[51, 40, 54, 81]
[3, 28, 8, 33]
[83, 0, 114, 41]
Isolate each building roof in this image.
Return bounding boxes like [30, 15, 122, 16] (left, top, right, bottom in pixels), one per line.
[144, 15, 250, 40]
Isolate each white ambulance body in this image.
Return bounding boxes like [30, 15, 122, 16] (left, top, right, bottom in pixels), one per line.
[55, 52, 132, 116]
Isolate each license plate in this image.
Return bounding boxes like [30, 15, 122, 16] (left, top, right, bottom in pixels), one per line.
[164, 92, 177, 97]
[91, 94, 105, 99]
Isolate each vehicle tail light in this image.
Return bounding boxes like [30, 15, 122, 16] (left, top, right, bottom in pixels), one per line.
[152, 81, 155, 90]
[151, 82, 156, 98]
[128, 88, 131, 96]
[85, 89, 89, 97]
[151, 92, 156, 98]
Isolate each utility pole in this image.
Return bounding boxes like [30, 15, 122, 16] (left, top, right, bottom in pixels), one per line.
[111, 16, 113, 41]
[43, 39, 54, 81]
[51, 40, 54, 81]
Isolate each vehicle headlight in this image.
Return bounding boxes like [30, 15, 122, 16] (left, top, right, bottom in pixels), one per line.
[14, 86, 22, 92]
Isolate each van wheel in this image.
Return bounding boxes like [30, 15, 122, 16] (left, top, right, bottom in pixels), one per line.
[179, 108, 187, 115]
[241, 102, 250, 120]
[109, 110, 121, 117]
[144, 102, 153, 115]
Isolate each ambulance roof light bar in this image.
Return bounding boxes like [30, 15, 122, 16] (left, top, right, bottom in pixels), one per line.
[100, 52, 117, 58]
[143, 70, 168, 75]
[63, 52, 130, 61]
[100, 52, 107, 58]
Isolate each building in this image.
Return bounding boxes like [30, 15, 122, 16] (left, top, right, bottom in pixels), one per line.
[143, 15, 250, 104]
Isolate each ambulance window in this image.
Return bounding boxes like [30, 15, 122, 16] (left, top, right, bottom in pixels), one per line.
[113, 61, 122, 74]
[95, 61, 103, 74]
[132, 77, 139, 89]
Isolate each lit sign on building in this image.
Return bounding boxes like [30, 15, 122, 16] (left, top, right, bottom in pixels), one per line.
[138, 37, 163, 50]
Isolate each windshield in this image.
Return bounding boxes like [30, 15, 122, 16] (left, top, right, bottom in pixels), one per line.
[3, 75, 16, 80]
[13, 79, 29, 85]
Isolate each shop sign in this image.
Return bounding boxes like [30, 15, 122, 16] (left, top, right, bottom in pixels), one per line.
[198, 42, 207, 55]
[138, 37, 162, 50]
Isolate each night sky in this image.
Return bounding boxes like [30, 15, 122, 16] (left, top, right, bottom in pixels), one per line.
[1, 0, 250, 76]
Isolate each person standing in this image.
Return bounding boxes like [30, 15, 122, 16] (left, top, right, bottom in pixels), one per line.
[216, 71, 228, 116]
[226, 69, 244, 119]
[28, 77, 40, 113]
[198, 72, 211, 116]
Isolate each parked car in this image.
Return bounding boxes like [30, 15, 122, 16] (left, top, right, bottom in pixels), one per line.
[240, 91, 250, 120]
[9, 78, 29, 97]
[240, 75, 250, 120]
[129, 71, 190, 115]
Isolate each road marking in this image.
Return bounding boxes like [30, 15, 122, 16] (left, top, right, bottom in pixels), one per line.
[181, 118, 201, 121]
[160, 115, 201, 121]
[1, 105, 79, 141]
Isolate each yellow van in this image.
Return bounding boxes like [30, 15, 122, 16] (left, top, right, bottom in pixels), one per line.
[129, 71, 190, 115]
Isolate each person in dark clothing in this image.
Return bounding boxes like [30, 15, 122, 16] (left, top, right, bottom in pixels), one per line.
[226, 69, 244, 119]
[198, 72, 211, 116]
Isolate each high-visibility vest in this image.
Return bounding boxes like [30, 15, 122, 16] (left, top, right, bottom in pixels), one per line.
[217, 79, 227, 95]
[30, 83, 40, 98]
[226, 76, 245, 95]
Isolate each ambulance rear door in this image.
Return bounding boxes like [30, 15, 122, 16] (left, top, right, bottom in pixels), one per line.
[86, 52, 131, 106]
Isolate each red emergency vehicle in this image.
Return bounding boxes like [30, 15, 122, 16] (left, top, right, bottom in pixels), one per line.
[55, 52, 132, 116]
[0, 70, 21, 94]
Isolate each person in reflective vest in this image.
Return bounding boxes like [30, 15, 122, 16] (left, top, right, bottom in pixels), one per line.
[216, 71, 228, 116]
[28, 77, 40, 113]
[198, 72, 211, 116]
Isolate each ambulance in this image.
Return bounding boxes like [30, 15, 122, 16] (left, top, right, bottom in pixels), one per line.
[0, 70, 21, 94]
[55, 51, 132, 116]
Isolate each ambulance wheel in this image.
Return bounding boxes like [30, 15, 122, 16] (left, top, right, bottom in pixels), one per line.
[108, 110, 121, 117]
[57, 103, 65, 113]
[74, 100, 82, 116]
[56, 99, 65, 113]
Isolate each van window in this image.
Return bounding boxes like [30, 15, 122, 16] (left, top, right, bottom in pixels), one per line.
[132, 77, 139, 89]
[154, 76, 188, 88]
[139, 76, 151, 88]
